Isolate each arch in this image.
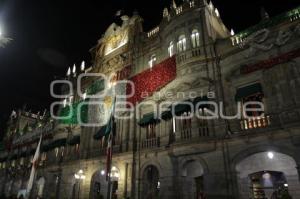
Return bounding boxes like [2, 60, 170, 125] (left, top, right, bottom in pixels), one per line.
[142, 165, 160, 199]
[177, 35, 187, 52]
[140, 159, 164, 176]
[89, 170, 109, 199]
[182, 160, 204, 177]
[178, 155, 209, 174]
[234, 151, 300, 199]
[191, 29, 200, 48]
[231, 145, 300, 166]
[179, 157, 207, 199]
[36, 177, 46, 198]
[168, 41, 175, 57]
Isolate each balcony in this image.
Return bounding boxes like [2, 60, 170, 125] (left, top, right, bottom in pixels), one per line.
[178, 125, 211, 142]
[240, 116, 271, 130]
[141, 137, 160, 149]
[176, 47, 203, 66]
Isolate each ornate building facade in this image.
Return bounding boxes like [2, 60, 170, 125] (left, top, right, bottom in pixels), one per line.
[1, 0, 300, 198]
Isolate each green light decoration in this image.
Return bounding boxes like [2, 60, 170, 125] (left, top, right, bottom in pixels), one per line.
[87, 79, 105, 95]
[59, 99, 89, 124]
[234, 6, 300, 40]
[59, 78, 105, 124]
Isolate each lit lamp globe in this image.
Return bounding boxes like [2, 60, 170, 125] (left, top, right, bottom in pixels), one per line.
[110, 166, 120, 181]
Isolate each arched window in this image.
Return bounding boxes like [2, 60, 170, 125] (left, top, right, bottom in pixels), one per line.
[191, 29, 200, 48]
[148, 54, 157, 68]
[168, 41, 174, 57]
[177, 35, 186, 53]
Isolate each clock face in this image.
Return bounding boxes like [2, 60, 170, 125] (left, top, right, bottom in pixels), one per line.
[104, 29, 128, 55]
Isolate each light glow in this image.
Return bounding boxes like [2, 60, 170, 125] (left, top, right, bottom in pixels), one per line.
[80, 175, 86, 179]
[67, 67, 71, 76]
[215, 8, 220, 17]
[172, 117, 176, 133]
[230, 29, 235, 36]
[72, 64, 76, 74]
[267, 152, 274, 159]
[81, 61, 85, 71]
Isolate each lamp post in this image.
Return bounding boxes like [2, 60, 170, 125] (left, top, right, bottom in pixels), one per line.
[107, 166, 120, 199]
[74, 169, 86, 199]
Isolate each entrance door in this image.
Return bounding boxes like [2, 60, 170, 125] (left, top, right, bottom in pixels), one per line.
[249, 171, 291, 199]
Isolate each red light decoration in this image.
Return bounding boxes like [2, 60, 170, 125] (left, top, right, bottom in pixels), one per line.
[126, 56, 176, 105]
[241, 48, 300, 74]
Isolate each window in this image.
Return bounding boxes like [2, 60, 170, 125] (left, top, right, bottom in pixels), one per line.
[75, 144, 80, 154]
[55, 147, 59, 157]
[168, 41, 175, 57]
[236, 83, 270, 130]
[61, 146, 65, 157]
[146, 124, 156, 139]
[177, 35, 186, 52]
[191, 30, 200, 48]
[197, 108, 209, 136]
[181, 112, 192, 130]
[189, 1, 195, 8]
[148, 54, 157, 68]
[20, 158, 24, 166]
[12, 160, 16, 168]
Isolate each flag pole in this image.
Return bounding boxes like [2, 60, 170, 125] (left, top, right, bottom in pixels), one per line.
[107, 95, 116, 199]
[26, 133, 43, 199]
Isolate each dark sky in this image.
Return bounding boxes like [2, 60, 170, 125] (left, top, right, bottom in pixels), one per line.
[0, 0, 299, 139]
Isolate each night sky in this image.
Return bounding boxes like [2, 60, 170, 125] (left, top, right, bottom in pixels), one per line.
[0, 0, 299, 139]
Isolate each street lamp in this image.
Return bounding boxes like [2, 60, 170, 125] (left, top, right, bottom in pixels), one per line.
[0, 25, 12, 48]
[74, 169, 86, 199]
[107, 166, 120, 199]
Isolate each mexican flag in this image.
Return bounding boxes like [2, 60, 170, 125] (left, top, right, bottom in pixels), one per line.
[26, 135, 42, 198]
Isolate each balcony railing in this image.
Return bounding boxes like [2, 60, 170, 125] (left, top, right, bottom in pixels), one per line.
[179, 125, 211, 141]
[176, 47, 203, 65]
[141, 137, 160, 149]
[180, 128, 192, 140]
[240, 116, 271, 130]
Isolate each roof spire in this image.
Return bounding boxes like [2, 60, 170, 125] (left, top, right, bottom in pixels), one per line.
[260, 7, 270, 20]
[67, 67, 71, 76]
[81, 61, 85, 71]
[172, 0, 177, 9]
[230, 29, 235, 36]
[72, 64, 76, 74]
